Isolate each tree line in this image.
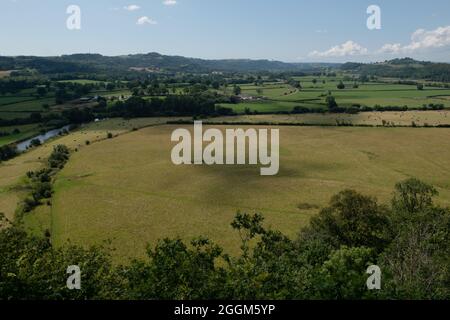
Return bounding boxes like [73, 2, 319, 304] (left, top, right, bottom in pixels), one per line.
[104, 95, 235, 118]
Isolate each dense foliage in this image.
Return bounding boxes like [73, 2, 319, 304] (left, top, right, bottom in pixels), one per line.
[19, 145, 70, 214]
[106, 95, 235, 118]
[1, 178, 448, 300]
[0, 53, 337, 76]
[0, 145, 17, 162]
[341, 58, 450, 82]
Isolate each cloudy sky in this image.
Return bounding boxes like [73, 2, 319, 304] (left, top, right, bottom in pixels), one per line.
[1, 0, 450, 62]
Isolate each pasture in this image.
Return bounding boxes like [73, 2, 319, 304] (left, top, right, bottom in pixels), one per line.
[0, 117, 183, 221]
[0, 91, 56, 124]
[25, 124, 450, 262]
[225, 78, 450, 113]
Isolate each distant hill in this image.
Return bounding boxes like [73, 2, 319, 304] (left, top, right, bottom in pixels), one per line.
[0, 53, 339, 75]
[2, 54, 449, 81]
[341, 58, 450, 82]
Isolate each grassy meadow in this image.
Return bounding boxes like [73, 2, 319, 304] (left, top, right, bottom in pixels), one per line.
[221, 77, 450, 113]
[19, 124, 450, 262]
[0, 91, 54, 128]
[0, 118, 183, 221]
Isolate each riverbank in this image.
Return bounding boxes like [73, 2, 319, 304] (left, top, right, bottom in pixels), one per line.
[16, 125, 72, 152]
[0, 117, 179, 222]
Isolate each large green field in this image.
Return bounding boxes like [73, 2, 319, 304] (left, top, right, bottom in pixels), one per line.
[222, 78, 450, 113]
[20, 124, 450, 263]
[0, 91, 56, 125]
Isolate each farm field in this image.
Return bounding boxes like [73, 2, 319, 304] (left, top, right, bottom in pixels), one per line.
[0, 71, 12, 78]
[58, 79, 109, 85]
[0, 95, 38, 106]
[227, 78, 450, 113]
[0, 117, 183, 222]
[209, 110, 450, 127]
[0, 111, 34, 120]
[0, 91, 56, 124]
[0, 97, 55, 112]
[0, 89, 128, 115]
[0, 86, 133, 145]
[26, 124, 450, 263]
[0, 124, 43, 147]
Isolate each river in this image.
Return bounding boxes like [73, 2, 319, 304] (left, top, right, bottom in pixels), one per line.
[16, 125, 72, 152]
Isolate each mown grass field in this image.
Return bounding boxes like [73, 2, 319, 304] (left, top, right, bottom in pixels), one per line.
[222, 78, 450, 113]
[26, 124, 450, 263]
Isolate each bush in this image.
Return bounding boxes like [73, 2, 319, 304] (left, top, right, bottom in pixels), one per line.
[22, 197, 38, 213]
[29, 139, 41, 148]
[292, 106, 311, 114]
[0, 145, 17, 161]
[326, 95, 338, 110]
[48, 145, 70, 168]
[302, 189, 391, 252]
[337, 81, 346, 90]
[32, 182, 52, 200]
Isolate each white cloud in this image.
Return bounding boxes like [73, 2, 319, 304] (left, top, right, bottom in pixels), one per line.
[309, 41, 368, 58]
[137, 16, 158, 25]
[124, 5, 140, 11]
[378, 43, 402, 54]
[163, 0, 177, 5]
[406, 26, 450, 50]
[379, 26, 450, 54]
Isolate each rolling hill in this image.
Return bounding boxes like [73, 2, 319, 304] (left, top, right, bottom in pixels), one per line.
[0, 53, 338, 75]
[341, 58, 450, 82]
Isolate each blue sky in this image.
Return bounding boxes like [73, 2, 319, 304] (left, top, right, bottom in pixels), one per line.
[1, 0, 450, 62]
